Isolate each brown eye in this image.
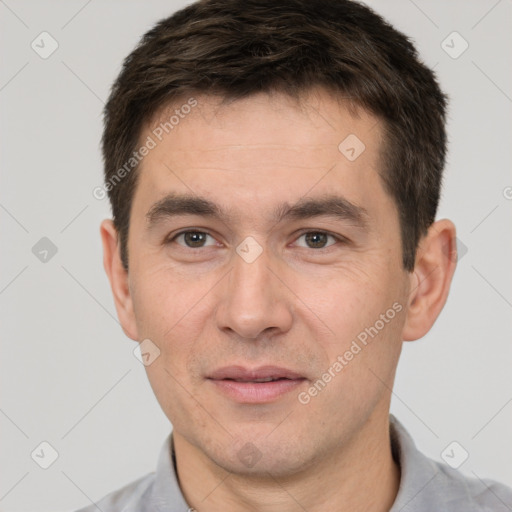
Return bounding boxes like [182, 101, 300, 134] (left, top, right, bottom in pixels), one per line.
[172, 231, 216, 248]
[296, 231, 337, 249]
[305, 232, 328, 248]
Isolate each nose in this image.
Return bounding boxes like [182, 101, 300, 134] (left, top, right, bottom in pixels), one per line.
[215, 241, 293, 340]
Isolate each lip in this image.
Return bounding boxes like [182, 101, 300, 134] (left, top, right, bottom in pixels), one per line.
[207, 365, 307, 404]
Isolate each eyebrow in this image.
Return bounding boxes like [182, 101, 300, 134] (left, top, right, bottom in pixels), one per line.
[145, 192, 369, 230]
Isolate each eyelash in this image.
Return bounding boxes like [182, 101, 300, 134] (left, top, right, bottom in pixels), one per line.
[166, 229, 347, 250]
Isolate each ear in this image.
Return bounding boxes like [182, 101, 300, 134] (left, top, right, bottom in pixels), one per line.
[401, 219, 457, 342]
[100, 219, 139, 341]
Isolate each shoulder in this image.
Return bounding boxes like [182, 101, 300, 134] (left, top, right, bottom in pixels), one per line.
[73, 472, 155, 512]
[389, 415, 512, 511]
[433, 459, 512, 512]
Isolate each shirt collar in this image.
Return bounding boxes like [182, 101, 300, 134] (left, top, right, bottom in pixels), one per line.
[146, 432, 190, 511]
[145, 415, 482, 511]
[388, 414, 480, 511]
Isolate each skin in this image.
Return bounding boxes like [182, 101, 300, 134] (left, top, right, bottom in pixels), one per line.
[101, 87, 457, 512]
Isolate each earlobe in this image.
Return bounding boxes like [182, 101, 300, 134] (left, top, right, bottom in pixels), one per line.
[401, 219, 457, 342]
[100, 219, 139, 341]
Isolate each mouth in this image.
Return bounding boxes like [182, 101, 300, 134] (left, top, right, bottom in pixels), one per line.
[207, 365, 307, 403]
[223, 376, 292, 383]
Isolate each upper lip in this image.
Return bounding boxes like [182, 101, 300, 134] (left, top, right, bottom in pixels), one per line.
[208, 365, 305, 381]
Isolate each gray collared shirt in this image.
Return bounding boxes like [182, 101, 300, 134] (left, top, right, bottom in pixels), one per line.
[74, 415, 512, 511]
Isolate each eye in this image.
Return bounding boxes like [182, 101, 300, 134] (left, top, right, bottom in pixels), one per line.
[167, 229, 344, 250]
[170, 230, 218, 248]
[294, 231, 340, 249]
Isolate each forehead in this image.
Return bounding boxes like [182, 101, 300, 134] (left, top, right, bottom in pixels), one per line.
[133, 88, 393, 227]
[147, 88, 380, 157]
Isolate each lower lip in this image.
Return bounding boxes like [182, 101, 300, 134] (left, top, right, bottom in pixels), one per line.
[209, 378, 306, 403]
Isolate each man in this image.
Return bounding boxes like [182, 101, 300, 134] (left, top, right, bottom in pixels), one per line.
[78, 0, 512, 510]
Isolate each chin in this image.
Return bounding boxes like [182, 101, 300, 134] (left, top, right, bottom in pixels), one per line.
[207, 437, 316, 479]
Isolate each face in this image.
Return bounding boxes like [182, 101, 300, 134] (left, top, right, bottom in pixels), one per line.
[119, 88, 413, 476]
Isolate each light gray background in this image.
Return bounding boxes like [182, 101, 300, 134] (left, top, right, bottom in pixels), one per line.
[1, 1, 511, 510]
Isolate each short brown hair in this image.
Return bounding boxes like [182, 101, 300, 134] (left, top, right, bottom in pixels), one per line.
[102, 0, 448, 272]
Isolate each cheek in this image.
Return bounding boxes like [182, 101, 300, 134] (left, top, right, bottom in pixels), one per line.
[304, 269, 405, 376]
[306, 289, 404, 422]
[130, 264, 203, 335]
[301, 265, 398, 327]
[133, 274, 218, 381]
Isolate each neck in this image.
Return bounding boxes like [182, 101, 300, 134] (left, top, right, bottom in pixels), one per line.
[173, 410, 400, 512]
